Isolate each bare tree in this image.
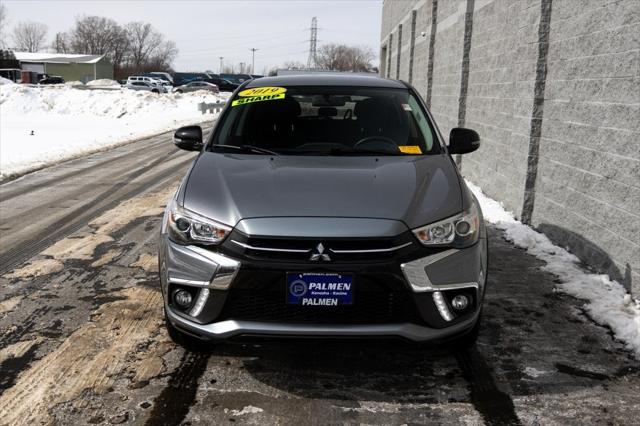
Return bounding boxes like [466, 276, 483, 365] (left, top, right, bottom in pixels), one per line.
[69, 16, 127, 60]
[52, 32, 70, 53]
[282, 60, 306, 70]
[12, 21, 48, 52]
[66, 16, 178, 78]
[317, 43, 374, 72]
[0, 4, 8, 49]
[125, 22, 162, 67]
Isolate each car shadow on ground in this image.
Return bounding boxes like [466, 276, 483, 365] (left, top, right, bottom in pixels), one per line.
[210, 338, 521, 425]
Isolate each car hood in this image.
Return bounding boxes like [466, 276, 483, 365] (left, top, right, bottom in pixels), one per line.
[182, 153, 462, 230]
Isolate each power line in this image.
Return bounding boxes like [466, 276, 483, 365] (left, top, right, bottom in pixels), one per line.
[176, 32, 306, 56]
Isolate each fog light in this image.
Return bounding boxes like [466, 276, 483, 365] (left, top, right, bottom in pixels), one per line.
[451, 294, 469, 310]
[173, 289, 193, 308]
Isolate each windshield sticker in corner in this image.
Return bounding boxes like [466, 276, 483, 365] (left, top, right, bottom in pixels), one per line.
[231, 87, 287, 107]
[399, 145, 423, 154]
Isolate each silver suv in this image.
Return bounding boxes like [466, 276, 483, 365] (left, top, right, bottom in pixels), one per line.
[159, 74, 487, 349]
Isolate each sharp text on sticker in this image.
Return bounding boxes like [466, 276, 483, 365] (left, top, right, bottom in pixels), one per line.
[231, 93, 285, 107]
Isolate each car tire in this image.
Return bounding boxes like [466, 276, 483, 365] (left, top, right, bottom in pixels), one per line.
[176, 90, 183, 94]
[152, 89, 159, 94]
[165, 311, 213, 352]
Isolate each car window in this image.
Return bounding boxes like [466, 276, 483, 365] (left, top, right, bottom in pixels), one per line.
[212, 86, 439, 156]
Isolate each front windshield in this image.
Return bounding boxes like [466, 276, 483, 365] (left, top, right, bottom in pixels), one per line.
[211, 86, 440, 155]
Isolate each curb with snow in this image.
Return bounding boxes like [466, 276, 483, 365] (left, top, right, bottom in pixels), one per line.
[466, 180, 640, 357]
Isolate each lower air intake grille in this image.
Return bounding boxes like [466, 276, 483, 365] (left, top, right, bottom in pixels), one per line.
[218, 281, 423, 325]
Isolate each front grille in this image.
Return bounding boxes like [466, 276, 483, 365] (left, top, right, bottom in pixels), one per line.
[221, 232, 416, 263]
[218, 276, 424, 325]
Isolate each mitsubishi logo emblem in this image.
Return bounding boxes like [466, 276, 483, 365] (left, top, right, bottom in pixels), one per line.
[310, 243, 331, 262]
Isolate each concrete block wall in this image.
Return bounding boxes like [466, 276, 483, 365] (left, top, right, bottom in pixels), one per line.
[380, 0, 640, 296]
[533, 0, 640, 291]
[463, 0, 541, 215]
[429, 0, 467, 133]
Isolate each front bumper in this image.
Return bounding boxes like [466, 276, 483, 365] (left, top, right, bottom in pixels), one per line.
[159, 236, 487, 343]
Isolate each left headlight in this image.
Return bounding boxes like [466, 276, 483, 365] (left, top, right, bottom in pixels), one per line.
[412, 202, 480, 247]
[166, 199, 231, 245]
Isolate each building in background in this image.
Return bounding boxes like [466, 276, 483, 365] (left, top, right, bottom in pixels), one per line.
[381, 0, 639, 297]
[13, 52, 113, 83]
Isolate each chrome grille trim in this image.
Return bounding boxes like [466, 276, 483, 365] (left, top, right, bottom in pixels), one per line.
[230, 240, 311, 253]
[231, 239, 413, 255]
[328, 241, 413, 254]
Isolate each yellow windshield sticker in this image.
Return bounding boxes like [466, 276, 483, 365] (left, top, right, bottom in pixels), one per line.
[231, 93, 285, 107]
[399, 145, 423, 154]
[238, 87, 287, 97]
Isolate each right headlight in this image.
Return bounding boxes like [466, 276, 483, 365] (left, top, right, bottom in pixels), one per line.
[412, 202, 480, 247]
[166, 198, 231, 246]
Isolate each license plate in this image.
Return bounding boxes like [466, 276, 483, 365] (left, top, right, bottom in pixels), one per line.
[286, 272, 353, 306]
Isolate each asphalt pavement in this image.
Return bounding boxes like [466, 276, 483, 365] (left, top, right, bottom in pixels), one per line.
[0, 131, 638, 425]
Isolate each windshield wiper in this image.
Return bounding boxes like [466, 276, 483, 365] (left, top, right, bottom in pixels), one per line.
[210, 144, 280, 156]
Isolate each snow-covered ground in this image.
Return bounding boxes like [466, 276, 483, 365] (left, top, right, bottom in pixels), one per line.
[0, 82, 229, 180]
[467, 180, 640, 357]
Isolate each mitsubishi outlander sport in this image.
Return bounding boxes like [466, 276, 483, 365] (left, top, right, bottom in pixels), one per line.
[159, 74, 487, 348]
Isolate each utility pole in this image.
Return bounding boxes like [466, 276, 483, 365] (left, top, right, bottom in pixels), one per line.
[249, 48, 259, 74]
[307, 17, 318, 70]
[219, 56, 224, 73]
[239, 62, 245, 73]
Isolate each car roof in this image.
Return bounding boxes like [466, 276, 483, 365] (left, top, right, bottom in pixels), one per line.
[243, 74, 407, 89]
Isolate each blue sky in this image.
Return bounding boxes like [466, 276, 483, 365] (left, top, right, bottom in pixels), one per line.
[3, 0, 383, 73]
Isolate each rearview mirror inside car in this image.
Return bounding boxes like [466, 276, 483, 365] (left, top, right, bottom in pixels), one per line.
[449, 128, 480, 154]
[174, 126, 203, 151]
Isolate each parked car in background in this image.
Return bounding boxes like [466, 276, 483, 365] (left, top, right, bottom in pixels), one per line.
[142, 73, 173, 89]
[146, 71, 174, 84]
[173, 81, 219, 94]
[203, 76, 239, 92]
[125, 81, 161, 93]
[172, 72, 212, 86]
[220, 73, 252, 84]
[38, 76, 65, 85]
[127, 76, 165, 91]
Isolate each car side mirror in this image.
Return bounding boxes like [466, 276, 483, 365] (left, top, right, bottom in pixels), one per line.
[449, 128, 480, 154]
[174, 126, 203, 151]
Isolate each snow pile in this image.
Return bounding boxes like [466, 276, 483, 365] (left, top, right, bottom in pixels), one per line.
[86, 79, 120, 87]
[0, 77, 15, 85]
[466, 180, 640, 356]
[0, 84, 230, 179]
[65, 81, 84, 87]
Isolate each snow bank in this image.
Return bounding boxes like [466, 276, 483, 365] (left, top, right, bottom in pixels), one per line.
[0, 77, 15, 85]
[466, 180, 640, 357]
[0, 84, 229, 179]
[86, 79, 120, 87]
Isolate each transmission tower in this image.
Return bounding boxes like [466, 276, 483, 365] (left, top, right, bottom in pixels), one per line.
[306, 17, 318, 70]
